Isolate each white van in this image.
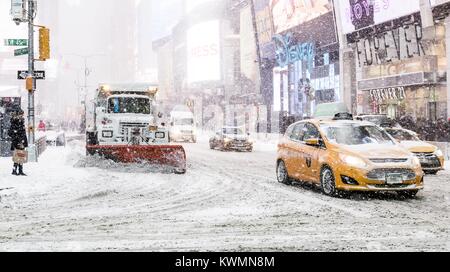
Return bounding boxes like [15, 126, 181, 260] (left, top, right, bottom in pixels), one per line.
[169, 110, 197, 143]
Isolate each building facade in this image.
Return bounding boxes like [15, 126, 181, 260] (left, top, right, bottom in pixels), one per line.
[153, 0, 265, 132]
[335, 0, 450, 122]
[253, 0, 340, 133]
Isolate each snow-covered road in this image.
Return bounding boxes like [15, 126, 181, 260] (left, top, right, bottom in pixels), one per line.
[0, 137, 449, 251]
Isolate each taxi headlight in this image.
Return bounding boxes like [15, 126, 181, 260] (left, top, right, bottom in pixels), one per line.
[434, 149, 443, 157]
[340, 154, 367, 169]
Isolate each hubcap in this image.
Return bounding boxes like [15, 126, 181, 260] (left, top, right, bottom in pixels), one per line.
[277, 162, 287, 182]
[322, 169, 335, 194]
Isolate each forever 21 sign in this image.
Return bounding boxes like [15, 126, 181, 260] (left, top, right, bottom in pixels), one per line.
[369, 87, 406, 102]
[355, 23, 426, 68]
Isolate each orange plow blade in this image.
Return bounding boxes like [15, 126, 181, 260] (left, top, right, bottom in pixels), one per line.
[86, 145, 186, 173]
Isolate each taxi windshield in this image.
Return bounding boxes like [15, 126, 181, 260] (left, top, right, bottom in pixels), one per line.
[387, 129, 420, 141]
[321, 124, 395, 146]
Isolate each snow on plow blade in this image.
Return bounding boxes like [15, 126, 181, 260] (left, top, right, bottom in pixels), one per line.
[86, 145, 186, 174]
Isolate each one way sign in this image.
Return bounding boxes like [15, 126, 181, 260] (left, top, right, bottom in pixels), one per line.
[17, 70, 46, 80]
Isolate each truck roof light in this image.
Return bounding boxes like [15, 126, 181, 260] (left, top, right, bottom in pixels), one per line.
[147, 88, 158, 95]
[101, 85, 111, 92]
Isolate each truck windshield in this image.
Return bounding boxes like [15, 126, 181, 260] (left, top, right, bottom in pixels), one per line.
[174, 119, 194, 126]
[223, 128, 244, 135]
[108, 97, 151, 114]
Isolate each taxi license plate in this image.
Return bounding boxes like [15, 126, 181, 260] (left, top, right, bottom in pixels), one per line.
[386, 174, 403, 185]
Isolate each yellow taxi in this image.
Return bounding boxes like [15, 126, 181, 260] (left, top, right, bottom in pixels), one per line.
[276, 114, 424, 198]
[385, 127, 445, 175]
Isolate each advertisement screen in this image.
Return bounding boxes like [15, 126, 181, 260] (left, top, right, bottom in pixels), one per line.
[270, 0, 334, 34]
[337, 0, 421, 34]
[187, 21, 221, 84]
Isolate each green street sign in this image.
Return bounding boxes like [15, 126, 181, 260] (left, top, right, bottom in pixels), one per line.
[4, 39, 28, 46]
[14, 47, 28, 56]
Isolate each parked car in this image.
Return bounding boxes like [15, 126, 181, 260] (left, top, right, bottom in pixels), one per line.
[385, 127, 444, 175]
[209, 127, 253, 152]
[45, 130, 66, 147]
[276, 113, 424, 198]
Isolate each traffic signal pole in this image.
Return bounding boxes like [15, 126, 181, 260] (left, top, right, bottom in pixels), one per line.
[27, 0, 36, 161]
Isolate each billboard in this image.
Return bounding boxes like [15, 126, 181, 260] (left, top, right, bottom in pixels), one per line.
[270, 0, 334, 34]
[254, 0, 276, 59]
[337, 0, 422, 34]
[187, 20, 221, 84]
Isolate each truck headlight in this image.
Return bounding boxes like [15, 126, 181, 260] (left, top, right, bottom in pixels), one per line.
[434, 149, 443, 157]
[340, 154, 367, 169]
[224, 138, 232, 144]
[155, 132, 166, 139]
[102, 131, 113, 138]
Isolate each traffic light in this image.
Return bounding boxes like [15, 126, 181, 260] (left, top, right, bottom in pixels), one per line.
[39, 27, 50, 61]
[26, 76, 33, 91]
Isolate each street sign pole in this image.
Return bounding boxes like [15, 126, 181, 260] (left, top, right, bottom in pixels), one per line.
[27, 0, 37, 162]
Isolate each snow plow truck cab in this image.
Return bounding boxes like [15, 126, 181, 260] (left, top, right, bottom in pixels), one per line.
[86, 83, 186, 174]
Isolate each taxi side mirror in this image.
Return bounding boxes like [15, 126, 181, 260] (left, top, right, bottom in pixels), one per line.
[305, 138, 320, 147]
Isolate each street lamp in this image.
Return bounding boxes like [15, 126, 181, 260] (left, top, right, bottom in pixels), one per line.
[64, 54, 106, 134]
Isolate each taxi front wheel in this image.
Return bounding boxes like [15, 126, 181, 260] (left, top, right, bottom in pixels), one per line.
[321, 167, 337, 197]
[277, 161, 292, 185]
[398, 190, 419, 198]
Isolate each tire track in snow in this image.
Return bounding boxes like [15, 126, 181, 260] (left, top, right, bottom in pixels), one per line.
[188, 147, 371, 219]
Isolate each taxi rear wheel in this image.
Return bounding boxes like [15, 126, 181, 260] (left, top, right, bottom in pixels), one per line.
[277, 160, 292, 185]
[321, 166, 337, 197]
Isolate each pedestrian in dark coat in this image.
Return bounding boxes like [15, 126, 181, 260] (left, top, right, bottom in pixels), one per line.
[8, 109, 28, 176]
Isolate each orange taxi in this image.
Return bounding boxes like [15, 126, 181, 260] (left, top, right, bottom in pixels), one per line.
[276, 114, 424, 198]
[386, 127, 445, 175]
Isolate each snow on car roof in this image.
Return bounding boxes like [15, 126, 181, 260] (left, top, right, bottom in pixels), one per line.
[99, 83, 158, 92]
[319, 120, 376, 126]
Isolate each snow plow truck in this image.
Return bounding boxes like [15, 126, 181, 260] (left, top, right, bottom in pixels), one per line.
[86, 83, 186, 174]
